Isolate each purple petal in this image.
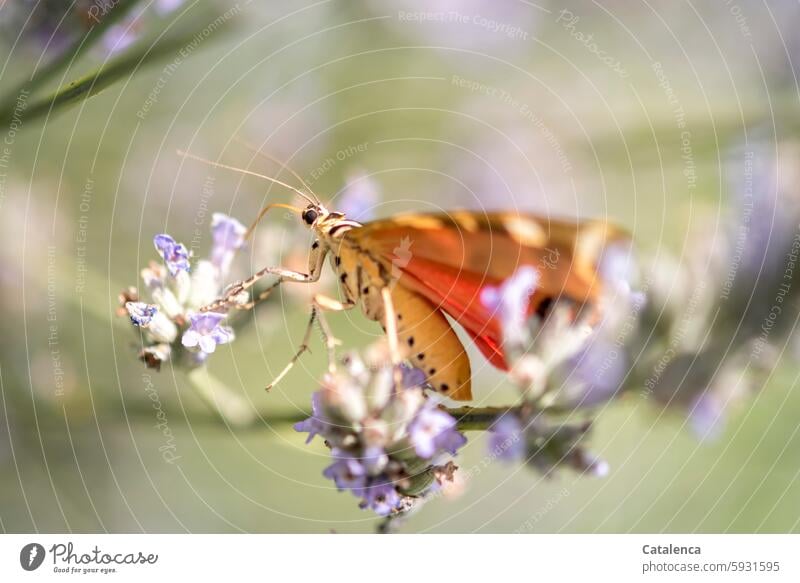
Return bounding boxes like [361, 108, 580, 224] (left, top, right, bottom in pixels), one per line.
[488, 415, 525, 461]
[338, 171, 380, 222]
[181, 312, 233, 356]
[198, 335, 217, 354]
[210, 213, 246, 273]
[188, 312, 226, 333]
[481, 266, 539, 346]
[181, 330, 200, 348]
[402, 365, 428, 389]
[324, 451, 367, 492]
[409, 405, 464, 458]
[154, 234, 190, 276]
[362, 480, 401, 516]
[125, 302, 157, 326]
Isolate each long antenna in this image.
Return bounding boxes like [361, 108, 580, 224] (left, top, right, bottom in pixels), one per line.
[234, 137, 320, 203]
[245, 202, 300, 241]
[177, 149, 317, 206]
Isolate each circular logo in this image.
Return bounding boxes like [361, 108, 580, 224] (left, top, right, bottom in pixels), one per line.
[19, 543, 46, 571]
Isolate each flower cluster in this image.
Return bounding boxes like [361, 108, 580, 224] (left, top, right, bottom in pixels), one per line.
[294, 344, 467, 516]
[119, 213, 246, 370]
[488, 412, 608, 477]
[480, 242, 644, 473]
[485, 243, 643, 403]
[480, 136, 800, 451]
[3, 0, 187, 56]
[102, 0, 192, 56]
[637, 138, 800, 437]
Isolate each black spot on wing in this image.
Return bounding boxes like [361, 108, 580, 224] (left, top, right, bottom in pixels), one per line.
[536, 297, 554, 319]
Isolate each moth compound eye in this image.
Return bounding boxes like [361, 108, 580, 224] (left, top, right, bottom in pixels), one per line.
[302, 208, 318, 225]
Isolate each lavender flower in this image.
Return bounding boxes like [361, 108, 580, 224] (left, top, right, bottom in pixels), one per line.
[494, 416, 608, 478]
[482, 240, 645, 407]
[481, 265, 539, 350]
[408, 402, 466, 458]
[181, 312, 234, 355]
[293, 392, 328, 444]
[155, 0, 186, 14]
[688, 393, 725, 441]
[101, 18, 141, 55]
[125, 302, 157, 326]
[478, 246, 644, 476]
[99, 1, 188, 56]
[635, 137, 800, 434]
[488, 414, 524, 461]
[361, 480, 402, 516]
[154, 234, 190, 276]
[323, 451, 368, 492]
[210, 213, 246, 276]
[295, 347, 467, 517]
[337, 170, 380, 222]
[555, 337, 628, 408]
[120, 213, 247, 370]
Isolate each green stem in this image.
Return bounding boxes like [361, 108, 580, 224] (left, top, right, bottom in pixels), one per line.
[0, 0, 146, 110]
[3, 22, 233, 127]
[185, 367, 257, 428]
[448, 405, 519, 431]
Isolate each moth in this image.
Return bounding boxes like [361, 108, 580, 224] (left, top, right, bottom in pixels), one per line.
[182, 151, 628, 401]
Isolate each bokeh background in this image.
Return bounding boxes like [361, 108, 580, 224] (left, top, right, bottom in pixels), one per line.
[1, 0, 799, 533]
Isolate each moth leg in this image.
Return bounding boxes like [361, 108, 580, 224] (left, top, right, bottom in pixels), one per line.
[265, 293, 355, 389]
[311, 293, 356, 373]
[233, 279, 281, 311]
[380, 288, 403, 386]
[203, 244, 327, 312]
[265, 309, 317, 391]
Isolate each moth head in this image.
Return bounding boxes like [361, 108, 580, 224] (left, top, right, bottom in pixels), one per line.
[302, 203, 349, 230]
[301, 204, 323, 227]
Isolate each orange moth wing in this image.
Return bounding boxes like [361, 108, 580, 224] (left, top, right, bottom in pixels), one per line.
[349, 211, 628, 371]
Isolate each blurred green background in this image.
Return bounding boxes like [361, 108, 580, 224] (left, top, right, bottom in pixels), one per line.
[1, 0, 799, 533]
